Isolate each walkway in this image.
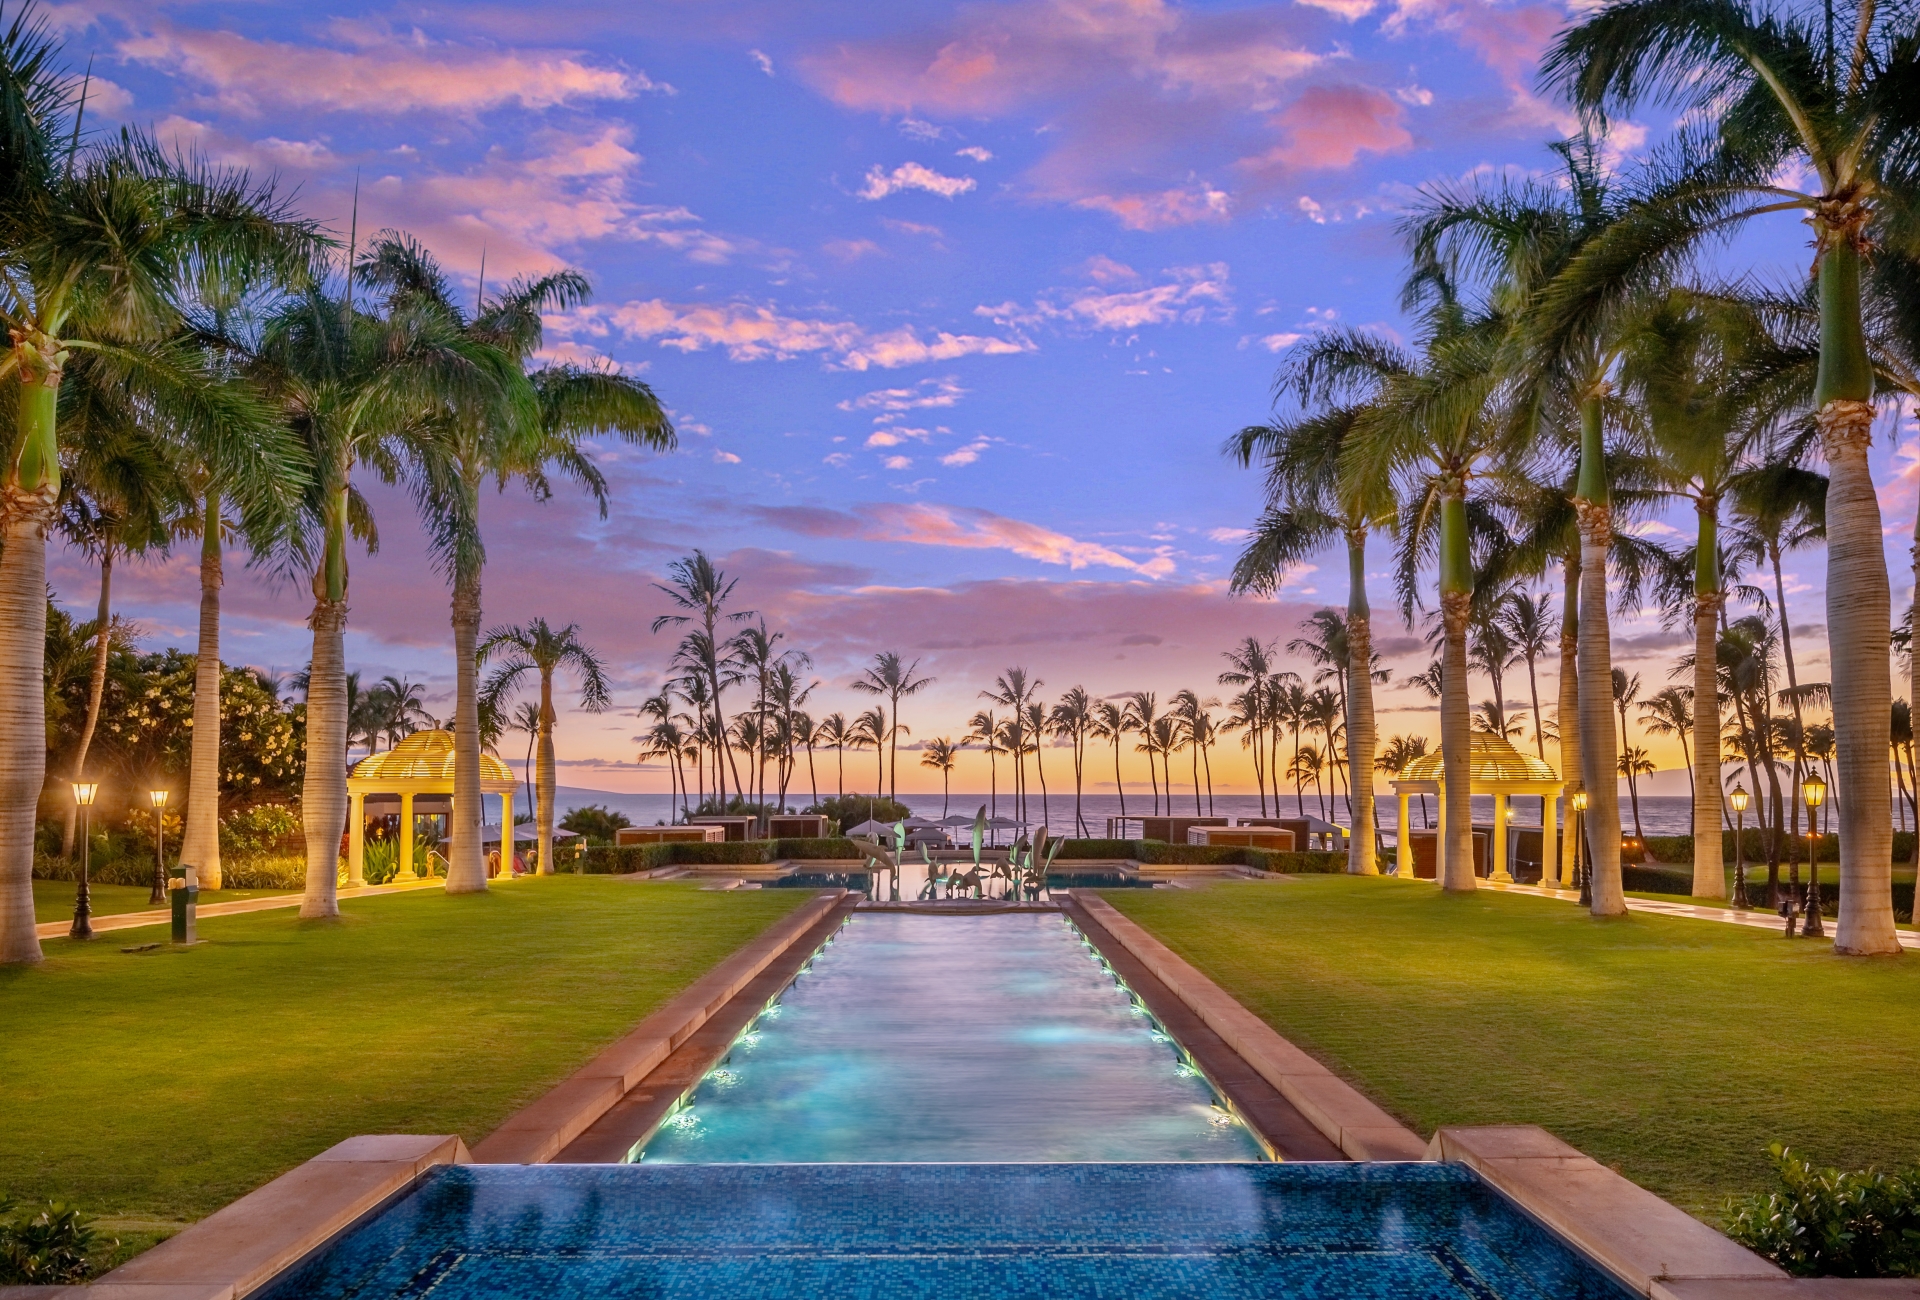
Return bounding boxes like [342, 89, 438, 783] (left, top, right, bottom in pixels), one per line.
[1481, 878, 1920, 949]
[34, 877, 447, 941]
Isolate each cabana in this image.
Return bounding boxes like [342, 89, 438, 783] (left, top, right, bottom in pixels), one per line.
[1390, 732, 1562, 884]
[345, 730, 518, 886]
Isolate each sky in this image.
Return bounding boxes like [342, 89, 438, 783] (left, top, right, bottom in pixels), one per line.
[39, 0, 1920, 798]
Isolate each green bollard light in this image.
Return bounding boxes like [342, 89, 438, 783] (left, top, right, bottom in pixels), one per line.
[170, 865, 199, 945]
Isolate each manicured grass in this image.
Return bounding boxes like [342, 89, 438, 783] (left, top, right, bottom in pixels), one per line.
[1, 876, 803, 1265]
[30, 878, 295, 922]
[1106, 875, 1920, 1220]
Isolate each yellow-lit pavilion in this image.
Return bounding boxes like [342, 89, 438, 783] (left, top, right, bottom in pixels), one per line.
[1390, 732, 1563, 884]
[345, 730, 518, 885]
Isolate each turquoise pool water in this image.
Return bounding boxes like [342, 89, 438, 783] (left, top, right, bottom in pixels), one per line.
[640, 911, 1264, 1163]
[261, 1163, 1637, 1300]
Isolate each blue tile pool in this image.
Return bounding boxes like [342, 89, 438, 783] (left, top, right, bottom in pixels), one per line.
[640, 911, 1264, 1163]
[261, 1163, 1636, 1300]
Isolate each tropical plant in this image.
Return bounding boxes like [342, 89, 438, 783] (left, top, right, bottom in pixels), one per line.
[558, 803, 630, 846]
[1217, 637, 1276, 814]
[1049, 687, 1094, 835]
[1543, 0, 1920, 953]
[1614, 668, 1648, 842]
[0, 18, 320, 961]
[479, 619, 611, 875]
[851, 651, 934, 802]
[817, 711, 851, 800]
[920, 737, 958, 817]
[653, 551, 753, 806]
[1088, 699, 1131, 823]
[355, 233, 673, 892]
[1497, 590, 1555, 759]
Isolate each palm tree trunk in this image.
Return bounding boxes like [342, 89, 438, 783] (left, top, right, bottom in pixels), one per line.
[181, 493, 224, 887]
[1348, 530, 1379, 875]
[1815, 240, 1898, 953]
[1035, 738, 1050, 829]
[536, 674, 557, 874]
[1526, 650, 1545, 761]
[0, 485, 55, 964]
[1692, 502, 1725, 897]
[1438, 488, 1476, 892]
[1575, 400, 1625, 915]
[1551, 549, 1582, 883]
[1111, 739, 1124, 823]
[1618, 696, 1645, 845]
[301, 595, 349, 917]
[445, 563, 486, 893]
[61, 546, 114, 859]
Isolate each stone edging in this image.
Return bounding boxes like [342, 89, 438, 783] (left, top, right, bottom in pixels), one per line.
[1069, 891, 1426, 1160]
[469, 889, 846, 1164]
[87, 1134, 469, 1300]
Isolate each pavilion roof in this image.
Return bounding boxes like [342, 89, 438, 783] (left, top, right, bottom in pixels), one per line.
[1397, 732, 1558, 785]
[349, 729, 514, 786]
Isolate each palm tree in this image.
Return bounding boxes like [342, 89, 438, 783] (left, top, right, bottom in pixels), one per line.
[1640, 687, 1696, 800]
[1049, 687, 1094, 835]
[509, 700, 540, 825]
[653, 551, 753, 806]
[479, 620, 612, 874]
[1400, 132, 1653, 910]
[1891, 704, 1916, 833]
[921, 738, 958, 816]
[1125, 691, 1162, 815]
[852, 651, 935, 801]
[982, 669, 1040, 818]
[1613, 668, 1647, 842]
[1378, 733, 1433, 828]
[852, 708, 888, 798]
[1544, 0, 1918, 953]
[967, 709, 1001, 819]
[1023, 699, 1053, 827]
[1089, 699, 1131, 824]
[1497, 591, 1554, 760]
[816, 711, 850, 801]
[1269, 680, 1310, 816]
[0, 28, 319, 962]
[1217, 638, 1275, 814]
[357, 234, 673, 892]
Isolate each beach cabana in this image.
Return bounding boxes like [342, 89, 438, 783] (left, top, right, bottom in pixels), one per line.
[1390, 732, 1562, 884]
[346, 730, 518, 885]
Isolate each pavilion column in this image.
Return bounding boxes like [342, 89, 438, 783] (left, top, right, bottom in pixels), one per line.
[1395, 790, 1411, 878]
[347, 793, 366, 888]
[399, 792, 416, 882]
[1542, 790, 1560, 887]
[1491, 792, 1513, 883]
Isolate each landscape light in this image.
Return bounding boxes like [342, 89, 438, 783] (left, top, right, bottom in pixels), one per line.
[71, 781, 97, 806]
[1802, 775, 1826, 810]
[149, 789, 169, 809]
[1570, 790, 1588, 813]
[1730, 786, 1749, 814]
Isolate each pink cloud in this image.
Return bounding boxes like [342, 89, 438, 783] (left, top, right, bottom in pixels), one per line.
[975, 264, 1232, 333]
[751, 503, 1174, 577]
[120, 21, 653, 117]
[553, 299, 1031, 371]
[1253, 84, 1413, 171]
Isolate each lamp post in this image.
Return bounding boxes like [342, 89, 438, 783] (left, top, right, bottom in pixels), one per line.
[148, 789, 170, 906]
[70, 781, 98, 940]
[1802, 774, 1827, 939]
[1571, 790, 1590, 907]
[1730, 785, 1750, 909]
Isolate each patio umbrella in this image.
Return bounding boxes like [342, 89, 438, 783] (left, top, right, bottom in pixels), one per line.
[845, 819, 894, 838]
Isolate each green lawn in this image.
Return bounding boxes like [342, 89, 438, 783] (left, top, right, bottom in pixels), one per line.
[30, 878, 296, 922]
[1, 876, 803, 1265]
[1106, 875, 1920, 1220]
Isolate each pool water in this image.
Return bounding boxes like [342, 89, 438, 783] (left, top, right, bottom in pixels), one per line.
[640, 911, 1263, 1163]
[261, 1163, 1636, 1300]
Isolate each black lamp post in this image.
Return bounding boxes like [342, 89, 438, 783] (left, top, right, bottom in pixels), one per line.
[70, 781, 98, 940]
[1730, 785, 1750, 909]
[1802, 774, 1827, 939]
[1571, 789, 1591, 907]
[148, 789, 170, 905]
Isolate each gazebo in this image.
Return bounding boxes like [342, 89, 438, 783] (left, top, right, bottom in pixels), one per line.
[345, 730, 518, 886]
[1391, 732, 1562, 884]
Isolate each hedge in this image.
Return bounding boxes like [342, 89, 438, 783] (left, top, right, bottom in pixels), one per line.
[1640, 829, 1917, 866]
[577, 837, 867, 874]
[1051, 838, 1348, 873]
[1621, 862, 1915, 921]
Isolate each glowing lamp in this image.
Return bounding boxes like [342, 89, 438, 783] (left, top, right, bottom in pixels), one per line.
[1729, 785, 1749, 814]
[149, 789, 169, 809]
[71, 781, 98, 807]
[1802, 775, 1827, 811]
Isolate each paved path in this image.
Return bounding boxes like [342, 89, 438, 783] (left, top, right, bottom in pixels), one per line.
[1478, 878, 1920, 948]
[35, 878, 446, 941]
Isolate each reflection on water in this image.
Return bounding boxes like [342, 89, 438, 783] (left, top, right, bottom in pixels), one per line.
[639, 912, 1263, 1163]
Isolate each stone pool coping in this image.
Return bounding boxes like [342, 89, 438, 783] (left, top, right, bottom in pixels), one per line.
[469, 888, 846, 1164]
[1070, 890, 1428, 1162]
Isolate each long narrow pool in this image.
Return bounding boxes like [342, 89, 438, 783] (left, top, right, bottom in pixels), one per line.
[640, 911, 1264, 1163]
